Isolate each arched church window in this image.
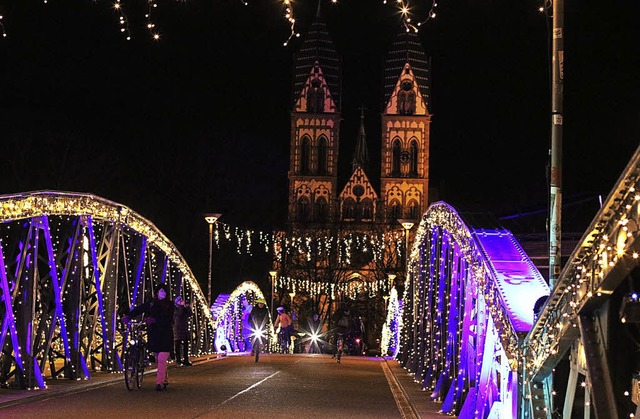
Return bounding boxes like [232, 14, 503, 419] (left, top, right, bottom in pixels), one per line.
[397, 80, 416, 115]
[297, 197, 310, 222]
[317, 137, 328, 175]
[315, 197, 328, 222]
[307, 79, 324, 113]
[409, 140, 419, 176]
[300, 136, 311, 175]
[361, 198, 373, 220]
[408, 201, 420, 220]
[391, 139, 402, 177]
[390, 201, 402, 221]
[343, 198, 356, 220]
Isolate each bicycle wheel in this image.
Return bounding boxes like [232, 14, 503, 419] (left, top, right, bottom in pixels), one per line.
[136, 345, 146, 388]
[254, 341, 260, 363]
[124, 346, 137, 391]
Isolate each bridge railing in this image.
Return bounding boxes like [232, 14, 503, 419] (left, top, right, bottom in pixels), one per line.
[524, 146, 640, 381]
[522, 146, 640, 417]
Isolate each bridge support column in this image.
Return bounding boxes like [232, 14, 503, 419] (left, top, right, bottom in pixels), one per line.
[578, 309, 619, 419]
[527, 375, 553, 419]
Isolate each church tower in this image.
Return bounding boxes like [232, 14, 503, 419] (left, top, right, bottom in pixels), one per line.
[380, 28, 431, 222]
[287, 8, 341, 227]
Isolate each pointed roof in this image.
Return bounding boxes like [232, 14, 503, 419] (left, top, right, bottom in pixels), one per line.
[339, 166, 379, 202]
[383, 26, 430, 111]
[352, 108, 369, 171]
[292, 15, 340, 110]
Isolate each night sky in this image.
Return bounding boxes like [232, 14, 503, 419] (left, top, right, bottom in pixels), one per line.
[1, 0, 638, 294]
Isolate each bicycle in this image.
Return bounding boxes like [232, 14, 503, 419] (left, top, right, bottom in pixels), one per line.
[251, 325, 267, 363]
[123, 320, 149, 390]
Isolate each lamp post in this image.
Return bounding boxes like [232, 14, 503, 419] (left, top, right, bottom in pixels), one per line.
[384, 273, 397, 311]
[269, 270, 277, 314]
[204, 213, 222, 306]
[398, 219, 415, 319]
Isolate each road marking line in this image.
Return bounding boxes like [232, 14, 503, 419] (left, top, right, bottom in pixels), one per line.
[219, 370, 281, 406]
[381, 361, 420, 419]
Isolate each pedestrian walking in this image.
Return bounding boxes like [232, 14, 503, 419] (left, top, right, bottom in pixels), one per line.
[173, 296, 193, 366]
[122, 284, 174, 391]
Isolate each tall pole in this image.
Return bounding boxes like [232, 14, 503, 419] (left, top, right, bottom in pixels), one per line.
[269, 270, 277, 315]
[207, 223, 213, 306]
[549, 0, 564, 289]
[398, 219, 415, 317]
[204, 213, 222, 306]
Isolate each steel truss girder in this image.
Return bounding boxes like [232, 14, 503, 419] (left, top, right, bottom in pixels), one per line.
[525, 147, 640, 381]
[578, 308, 619, 419]
[0, 192, 216, 390]
[522, 147, 640, 417]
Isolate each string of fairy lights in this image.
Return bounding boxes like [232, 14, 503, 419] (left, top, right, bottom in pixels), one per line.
[0, 1, 439, 42]
[0, 13, 6, 38]
[213, 220, 405, 263]
[0, 1, 557, 43]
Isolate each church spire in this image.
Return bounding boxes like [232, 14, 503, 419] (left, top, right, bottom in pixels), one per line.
[352, 107, 369, 171]
[383, 25, 431, 112]
[292, 12, 340, 111]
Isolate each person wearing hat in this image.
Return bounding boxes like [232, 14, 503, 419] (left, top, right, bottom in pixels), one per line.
[173, 296, 193, 366]
[273, 306, 293, 353]
[122, 284, 175, 391]
[247, 298, 270, 362]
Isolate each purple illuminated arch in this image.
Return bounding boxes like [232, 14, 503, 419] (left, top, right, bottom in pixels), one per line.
[211, 281, 275, 353]
[397, 202, 549, 417]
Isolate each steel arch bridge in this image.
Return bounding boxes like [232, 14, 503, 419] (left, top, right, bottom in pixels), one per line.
[395, 202, 550, 417]
[392, 146, 640, 418]
[0, 191, 216, 389]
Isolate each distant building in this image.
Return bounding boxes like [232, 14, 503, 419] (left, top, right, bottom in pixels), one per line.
[272, 10, 434, 351]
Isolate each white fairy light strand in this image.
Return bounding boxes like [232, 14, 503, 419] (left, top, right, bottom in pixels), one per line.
[213, 221, 404, 261]
[113, 0, 132, 41]
[382, 0, 440, 32]
[145, 0, 161, 41]
[0, 13, 6, 38]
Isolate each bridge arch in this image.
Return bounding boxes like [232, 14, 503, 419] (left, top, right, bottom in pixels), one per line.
[0, 191, 215, 389]
[398, 202, 549, 417]
[210, 281, 275, 353]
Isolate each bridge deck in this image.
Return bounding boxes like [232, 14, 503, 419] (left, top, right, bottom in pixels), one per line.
[0, 354, 449, 418]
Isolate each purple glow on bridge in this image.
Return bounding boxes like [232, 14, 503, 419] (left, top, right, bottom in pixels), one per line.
[472, 230, 550, 332]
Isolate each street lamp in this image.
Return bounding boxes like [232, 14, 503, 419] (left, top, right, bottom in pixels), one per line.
[398, 219, 415, 319]
[204, 213, 222, 306]
[387, 273, 397, 291]
[398, 219, 415, 268]
[269, 270, 277, 313]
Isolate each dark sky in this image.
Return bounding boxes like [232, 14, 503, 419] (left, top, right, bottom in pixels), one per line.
[0, 0, 639, 294]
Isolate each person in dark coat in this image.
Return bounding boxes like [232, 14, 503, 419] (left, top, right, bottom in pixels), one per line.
[173, 296, 193, 366]
[247, 298, 270, 357]
[123, 284, 174, 391]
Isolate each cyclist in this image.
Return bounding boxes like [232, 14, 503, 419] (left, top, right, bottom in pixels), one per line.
[123, 284, 174, 391]
[247, 298, 269, 362]
[273, 306, 293, 353]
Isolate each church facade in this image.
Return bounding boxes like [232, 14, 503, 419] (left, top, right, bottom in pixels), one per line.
[272, 13, 433, 352]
